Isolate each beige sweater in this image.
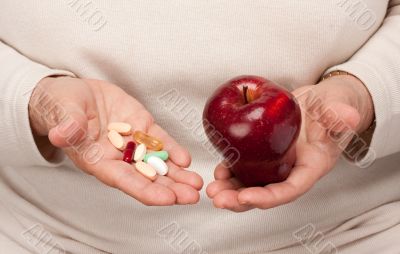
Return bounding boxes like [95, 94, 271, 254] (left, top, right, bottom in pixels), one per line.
[1, 1, 400, 253]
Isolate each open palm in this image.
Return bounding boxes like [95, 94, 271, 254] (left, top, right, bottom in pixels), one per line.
[206, 78, 366, 212]
[31, 77, 203, 206]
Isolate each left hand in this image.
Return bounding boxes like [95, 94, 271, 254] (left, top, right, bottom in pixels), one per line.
[206, 75, 374, 212]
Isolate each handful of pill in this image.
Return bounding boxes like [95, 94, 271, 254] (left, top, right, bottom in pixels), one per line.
[108, 122, 169, 181]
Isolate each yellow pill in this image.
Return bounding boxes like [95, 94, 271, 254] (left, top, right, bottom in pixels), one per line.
[133, 131, 163, 151]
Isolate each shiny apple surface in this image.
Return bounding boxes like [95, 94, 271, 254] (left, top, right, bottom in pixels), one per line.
[203, 76, 301, 186]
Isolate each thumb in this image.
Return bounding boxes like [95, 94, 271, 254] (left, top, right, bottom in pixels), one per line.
[48, 104, 89, 148]
[325, 102, 360, 133]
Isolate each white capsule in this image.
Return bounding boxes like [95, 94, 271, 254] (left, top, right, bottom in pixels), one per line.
[135, 161, 157, 181]
[134, 143, 147, 162]
[147, 156, 169, 176]
[107, 122, 132, 135]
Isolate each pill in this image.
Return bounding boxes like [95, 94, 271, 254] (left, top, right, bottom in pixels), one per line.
[135, 161, 157, 181]
[107, 122, 132, 135]
[143, 151, 169, 163]
[122, 141, 136, 163]
[134, 143, 147, 162]
[147, 156, 169, 176]
[108, 130, 125, 150]
[133, 131, 163, 151]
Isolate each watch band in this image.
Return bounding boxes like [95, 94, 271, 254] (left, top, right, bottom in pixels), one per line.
[321, 70, 355, 81]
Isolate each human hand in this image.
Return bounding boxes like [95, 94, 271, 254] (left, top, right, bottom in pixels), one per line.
[206, 75, 374, 212]
[29, 76, 203, 206]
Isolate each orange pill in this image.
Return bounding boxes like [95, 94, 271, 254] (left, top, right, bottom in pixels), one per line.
[133, 131, 163, 151]
[107, 122, 132, 136]
[107, 130, 125, 150]
[135, 161, 157, 181]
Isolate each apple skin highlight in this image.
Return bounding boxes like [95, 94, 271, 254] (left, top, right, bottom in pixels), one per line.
[203, 76, 302, 187]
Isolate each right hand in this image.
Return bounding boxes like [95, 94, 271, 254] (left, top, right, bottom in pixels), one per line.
[29, 76, 203, 206]
[206, 75, 372, 212]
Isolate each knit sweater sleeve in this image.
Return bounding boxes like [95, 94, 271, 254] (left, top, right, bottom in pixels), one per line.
[0, 41, 74, 167]
[325, 0, 400, 167]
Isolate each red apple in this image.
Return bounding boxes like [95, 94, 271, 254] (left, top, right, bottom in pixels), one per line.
[203, 76, 301, 187]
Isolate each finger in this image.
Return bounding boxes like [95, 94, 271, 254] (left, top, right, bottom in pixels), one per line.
[89, 160, 177, 206]
[155, 176, 200, 205]
[213, 190, 254, 212]
[47, 80, 100, 147]
[86, 108, 101, 141]
[166, 162, 203, 191]
[238, 185, 296, 209]
[214, 162, 233, 180]
[322, 102, 360, 132]
[124, 107, 154, 133]
[148, 124, 191, 168]
[48, 106, 88, 148]
[206, 178, 242, 198]
[238, 164, 320, 209]
[169, 183, 200, 205]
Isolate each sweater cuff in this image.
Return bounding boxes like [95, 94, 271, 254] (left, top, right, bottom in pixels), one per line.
[325, 61, 390, 168]
[6, 65, 75, 168]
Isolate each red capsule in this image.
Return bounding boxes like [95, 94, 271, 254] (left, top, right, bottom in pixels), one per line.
[125, 141, 136, 150]
[122, 141, 136, 163]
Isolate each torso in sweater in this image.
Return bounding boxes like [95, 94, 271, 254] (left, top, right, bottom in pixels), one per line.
[1, 1, 400, 253]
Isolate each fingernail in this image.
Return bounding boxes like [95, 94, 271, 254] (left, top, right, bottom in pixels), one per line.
[239, 199, 248, 205]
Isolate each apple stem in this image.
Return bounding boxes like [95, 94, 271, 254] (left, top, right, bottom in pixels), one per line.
[243, 86, 249, 104]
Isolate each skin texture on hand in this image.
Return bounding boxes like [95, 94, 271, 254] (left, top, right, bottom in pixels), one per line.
[206, 75, 374, 212]
[29, 76, 203, 206]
